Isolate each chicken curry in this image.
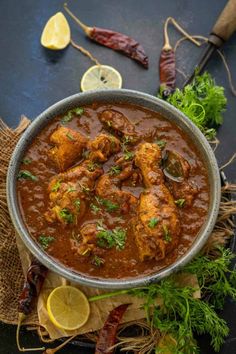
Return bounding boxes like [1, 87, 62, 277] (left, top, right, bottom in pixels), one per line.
[17, 103, 209, 279]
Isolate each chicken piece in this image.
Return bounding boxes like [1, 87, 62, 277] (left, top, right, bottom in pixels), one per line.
[71, 223, 99, 256]
[45, 162, 103, 225]
[99, 109, 137, 136]
[88, 134, 121, 162]
[133, 186, 180, 261]
[96, 162, 138, 214]
[163, 150, 198, 206]
[135, 142, 164, 186]
[133, 142, 180, 261]
[49, 126, 88, 171]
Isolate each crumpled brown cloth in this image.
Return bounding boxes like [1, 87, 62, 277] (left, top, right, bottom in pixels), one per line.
[0, 117, 233, 341]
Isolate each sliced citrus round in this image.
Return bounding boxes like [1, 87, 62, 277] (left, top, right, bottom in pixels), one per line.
[41, 12, 71, 50]
[81, 65, 122, 91]
[46, 285, 90, 330]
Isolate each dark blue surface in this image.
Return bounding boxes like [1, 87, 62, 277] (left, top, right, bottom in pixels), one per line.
[0, 0, 236, 353]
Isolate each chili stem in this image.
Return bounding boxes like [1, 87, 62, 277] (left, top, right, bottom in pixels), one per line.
[163, 17, 172, 50]
[16, 312, 45, 352]
[64, 3, 92, 36]
[70, 38, 101, 66]
[44, 334, 78, 354]
[170, 17, 201, 47]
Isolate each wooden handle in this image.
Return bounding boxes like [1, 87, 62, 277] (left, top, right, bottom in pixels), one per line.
[210, 0, 236, 46]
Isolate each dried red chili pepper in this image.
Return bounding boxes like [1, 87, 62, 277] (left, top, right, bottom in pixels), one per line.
[159, 47, 176, 98]
[64, 3, 148, 68]
[95, 303, 130, 354]
[17, 259, 48, 352]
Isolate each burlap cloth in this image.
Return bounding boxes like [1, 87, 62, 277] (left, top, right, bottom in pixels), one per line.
[0, 117, 235, 341]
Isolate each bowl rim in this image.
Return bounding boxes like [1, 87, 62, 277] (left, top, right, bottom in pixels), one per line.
[7, 89, 221, 289]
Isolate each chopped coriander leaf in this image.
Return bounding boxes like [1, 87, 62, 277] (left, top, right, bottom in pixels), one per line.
[61, 107, 84, 124]
[51, 180, 61, 192]
[17, 170, 38, 181]
[59, 208, 74, 224]
[74, 199, 81, 211]
[124, 151, 134, 160]
[22, 157, 32, 165]
[109, 165, 121, 175]
[67, 186, 76, 193]
[96, 225, 126, 250]
[66, 132, 75, 141]
[163, 224, 172, 242]
[96, 197, 119, 212]
[38, 235, 54, 249]
[175, 198, 186, 207]
[87, 161, 99, 172]
[148, 217, 159, 228]
[90, 203, 101, 214]
[155, 140, 166, 149]
[91, 255, 105, 267]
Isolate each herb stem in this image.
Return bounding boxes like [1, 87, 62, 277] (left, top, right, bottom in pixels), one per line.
[88, 289, 131, 302]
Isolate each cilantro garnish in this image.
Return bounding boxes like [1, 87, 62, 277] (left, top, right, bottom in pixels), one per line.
[175, 198, 186, 207]
[38, 235, 55, 250]
[17, 170, 38, 181]
[96, 224, 126, 250]
[61, 107, 84, 124]
[51, 180, 61, 192]
[95, 196, 119, 212]
[59, 208, 74, 224]
[148, 217, 159, 229]
[109, 165, 122, 175]
[163, 224, 172, 242]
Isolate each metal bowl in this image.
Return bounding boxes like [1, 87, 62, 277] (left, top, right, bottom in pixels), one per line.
[7, 89, 221, 289]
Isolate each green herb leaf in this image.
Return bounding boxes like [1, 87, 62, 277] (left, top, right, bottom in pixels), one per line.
[175, 198, 186, 207]
[66, 132, 75, 141]
[148, 217, 159, 228]
[155, 140, 166, 149]
[163, 72, 227, 139]
[87, 161, 99, 172]
[96, 225, 126, 250]
[124, 151, 134, 160]
[59, 208, 74, 224]
[17, 170, 38, 181]
[51, 180, 61, 192]
[109, 165, 122, 175]
[96, 197, 119, 212]
[67, 186, 76, 193]
[61, 107, 84, 124]
[38, 235, 55, 250]
[163, 224, 172, 242]
[22, 157, 32, 165]
[74, 199, 81, 211]
[90, 203, 101, 214]
[91, 255, 105, 267]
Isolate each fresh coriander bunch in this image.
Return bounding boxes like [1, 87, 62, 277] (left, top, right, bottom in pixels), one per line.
[161, 72, 227, 139]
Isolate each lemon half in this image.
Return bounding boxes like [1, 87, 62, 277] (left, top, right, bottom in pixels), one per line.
[41, 12, 71, 50]
[46, 285, 90, 330]
[81, 65, 122, 91]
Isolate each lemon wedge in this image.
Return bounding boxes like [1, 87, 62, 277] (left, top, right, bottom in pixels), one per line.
[46, 286, 90, 330]
[41, 12, 71, 50]
[81, 65, 122, 91]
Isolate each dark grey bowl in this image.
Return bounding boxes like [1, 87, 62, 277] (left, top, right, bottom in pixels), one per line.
[7, 89, 221, 289]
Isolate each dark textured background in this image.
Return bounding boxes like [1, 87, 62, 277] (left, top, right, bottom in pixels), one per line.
[0, 0, 236, 353]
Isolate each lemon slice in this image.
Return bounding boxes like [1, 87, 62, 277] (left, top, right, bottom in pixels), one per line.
[47, 286, 90, 330]
[41, 12, 71, 50]
[81, 65, 122, 91]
